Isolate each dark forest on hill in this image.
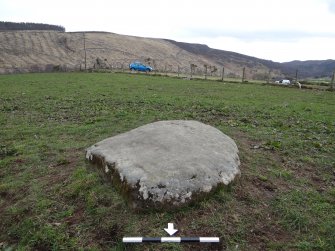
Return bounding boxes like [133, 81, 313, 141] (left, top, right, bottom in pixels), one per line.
[0, 21, 65, 32]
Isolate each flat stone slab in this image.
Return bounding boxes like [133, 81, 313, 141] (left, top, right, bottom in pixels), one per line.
[86, 120, 240, 210]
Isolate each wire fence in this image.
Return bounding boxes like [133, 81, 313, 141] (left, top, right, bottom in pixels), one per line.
[0, 60, 239, 80]
[0, 61, 332, 83]
[0, 57, 334, 90]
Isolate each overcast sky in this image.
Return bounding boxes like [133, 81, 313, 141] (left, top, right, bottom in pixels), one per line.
[1, 0, 335, 62]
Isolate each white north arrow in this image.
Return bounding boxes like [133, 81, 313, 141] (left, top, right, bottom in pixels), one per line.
[164, 223, 178, 236]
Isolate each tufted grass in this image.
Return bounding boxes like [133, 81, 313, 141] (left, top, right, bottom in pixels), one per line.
[0, 72, 334, 250]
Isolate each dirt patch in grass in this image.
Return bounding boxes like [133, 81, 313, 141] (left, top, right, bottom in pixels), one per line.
[225, 131, 295, 249]
[94, 223, 124, 247]
[232, 178, 292, 250]
[283, 159, 333, 191]
[64, 206, 85, 226]
[41, 148, 84, 186]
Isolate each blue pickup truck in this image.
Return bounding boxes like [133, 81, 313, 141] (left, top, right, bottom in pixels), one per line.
[129, 61, 153, 72]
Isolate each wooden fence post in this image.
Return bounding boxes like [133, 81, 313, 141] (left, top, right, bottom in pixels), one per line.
[190, 64, 192, 79]
[83, 32, 87, 70]
[221, 67, 224, 82]
[295, 69, 299, 83]
[267, 70, 271, 84]
[242, 67, 246, 82]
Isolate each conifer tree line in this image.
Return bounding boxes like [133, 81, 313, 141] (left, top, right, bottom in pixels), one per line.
[0, 21, 65, 32]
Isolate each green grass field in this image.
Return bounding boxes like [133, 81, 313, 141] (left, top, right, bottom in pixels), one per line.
[0, 72, 334, 250]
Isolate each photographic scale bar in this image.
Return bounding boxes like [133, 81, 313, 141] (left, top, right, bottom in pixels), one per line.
[123, 237, 220, 243]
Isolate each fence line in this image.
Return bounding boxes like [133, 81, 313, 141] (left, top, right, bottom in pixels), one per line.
[1, 58, 333, 88]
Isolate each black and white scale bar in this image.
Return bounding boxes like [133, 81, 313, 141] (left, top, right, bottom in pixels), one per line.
[123, 237, 220, 243]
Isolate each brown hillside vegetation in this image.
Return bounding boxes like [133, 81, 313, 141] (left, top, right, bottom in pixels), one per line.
[0, 30, 274, 77]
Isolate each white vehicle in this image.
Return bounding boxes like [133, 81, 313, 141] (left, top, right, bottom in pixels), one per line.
[275, 79, 291, 85]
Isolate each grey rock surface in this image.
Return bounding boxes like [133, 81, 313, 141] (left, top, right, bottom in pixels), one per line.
[86, 120, 240, 210]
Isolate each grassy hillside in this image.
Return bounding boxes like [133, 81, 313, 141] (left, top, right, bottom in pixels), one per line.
[0, 73, 334, 250]
[0, 30, 282, 79]
[280, 60, 335, 79]
[0, 31, 218, 75]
